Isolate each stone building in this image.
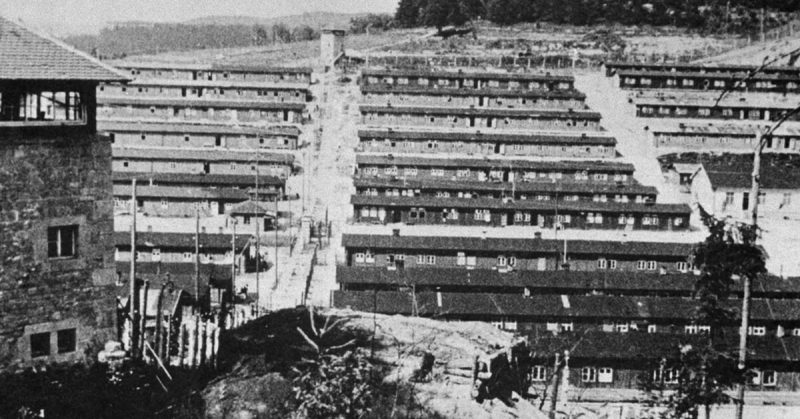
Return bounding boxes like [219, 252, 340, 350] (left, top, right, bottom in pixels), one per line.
[0, 17, 128, 371]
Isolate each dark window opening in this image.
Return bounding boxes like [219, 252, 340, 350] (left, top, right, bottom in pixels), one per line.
[30, 332, 50, 358]
[47, 225, 78, 258]
[57, 329, 76, 354]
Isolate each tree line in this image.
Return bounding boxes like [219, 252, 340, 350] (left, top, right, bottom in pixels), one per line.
[66, 23, 321, 59]
[395, 0, 800, 33]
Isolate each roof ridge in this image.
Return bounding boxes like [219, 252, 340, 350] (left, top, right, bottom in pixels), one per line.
[0, 15, 129, 81]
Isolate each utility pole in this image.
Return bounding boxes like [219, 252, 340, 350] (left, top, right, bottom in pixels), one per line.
[254, 151, 261, 316]
[734, 132, 764, 419]
[129, 179, 139, 359]
[760, 8, 766, 43]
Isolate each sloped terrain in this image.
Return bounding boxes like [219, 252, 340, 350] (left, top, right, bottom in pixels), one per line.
[203, 307, 546, 418]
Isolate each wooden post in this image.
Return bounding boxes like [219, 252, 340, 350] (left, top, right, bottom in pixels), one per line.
[139, 280, 149, 357]
[549, 353, 561, 419]
[194, 208, 201, 309]
[129, 179, 139, 359]
[178, 323, 186, 366]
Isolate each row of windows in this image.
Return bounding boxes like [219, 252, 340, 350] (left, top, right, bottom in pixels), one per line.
[360, 166, 628, 182]
[640, 105, 769, 120]
[531, 364, 777, 386]
[368, 76, 570, 90]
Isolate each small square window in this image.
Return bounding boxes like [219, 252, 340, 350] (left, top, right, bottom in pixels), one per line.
[57, 329, 77, 354]
[30, 332, 50, 358]
[47, 225, 78, 258]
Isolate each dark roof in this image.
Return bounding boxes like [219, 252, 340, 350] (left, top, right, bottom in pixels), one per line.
[361, 84, 586, 100]
[332, 290, 800, 323]
[99, 121, 301, 137]
[337, 266, 800, 295]
[353, 177, 657, 196]
[698, 154, 800, 190]
[114, 231, 251, 250]
[350, 195, 690, 215]
[0, 16, 128, 82]
[355, 155, 634, 172]
[341, 234, 695, 257]
[337, 266, 697, 290]
[113, 184, 251, 200]
[115, 262, 234, 297]
[530, 331, 800, 363]
[114, 62, 313, 75]
[616, 68, 800, 82]
[125, 78, 310, 91]
[98, 96, 305, 110]
[360, 105, 601, 120]
[113, 147, 295, 164]
[706, 169, 800, 191]
[605, 61, 800, 76]
[112, 171, 284, 187]
[229, 200, 277, 216]
[362, 68, 574, 82]
[357, 129, 615, 146]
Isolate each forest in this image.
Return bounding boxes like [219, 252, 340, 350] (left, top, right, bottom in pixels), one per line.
[395, 0, 800, 34]
[66, 23, 320, 59]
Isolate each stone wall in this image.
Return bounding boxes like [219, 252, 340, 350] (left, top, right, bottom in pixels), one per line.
[0, 131, 117, 372]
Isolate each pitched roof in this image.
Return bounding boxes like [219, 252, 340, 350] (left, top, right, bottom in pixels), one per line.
[113, 147, 295, 164]
[698, 154, 800, 190]
[336, 266, 800, 296]
[352, 177, 657, 196]
[98, 96, 305, 110]
[113, 61, 312, 75]
[114, 231, 251, 250]
[341, 233, 695, 257]
[337, 266, 698, 291]
[113, 184, 251, 200]
[112, 171, 284, 187]
[605, 61, 800, 76]
[355, 155, 634, 172]
[99, 120, 301, 137]
[361, 84, 586, 99]
[350, 195, 690, 215]
[115, 262, 234, 297]
[650, 122, 800, 137]
[125, 78, 309, 91]
[357, 129, 615, 146]
[362, 68, 574, 82]
[0, 16, 128, 82]
[332, 290, 800, 323]
[617, 68, 800, 82]
[635, 93, 797, 110]
[360, 105, 601, 119]
[229, 200, 277, 217]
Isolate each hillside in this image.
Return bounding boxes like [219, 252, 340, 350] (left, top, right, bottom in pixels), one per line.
[203, 307, 546, 419]
[185, 12, 364, 29]
[63, 12, 367, 59]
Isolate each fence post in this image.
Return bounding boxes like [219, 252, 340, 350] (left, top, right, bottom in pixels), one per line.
[178, 322, 186, 367]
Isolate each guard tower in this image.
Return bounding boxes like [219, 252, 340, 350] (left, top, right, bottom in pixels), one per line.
[0, 16, 129, 372]
[320, 28, 346, 71]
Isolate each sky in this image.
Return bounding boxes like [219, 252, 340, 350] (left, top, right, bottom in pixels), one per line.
[0, 0, 400, 35]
